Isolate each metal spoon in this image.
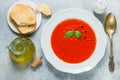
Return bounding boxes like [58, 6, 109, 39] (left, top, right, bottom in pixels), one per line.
[104, 13, 117, 72]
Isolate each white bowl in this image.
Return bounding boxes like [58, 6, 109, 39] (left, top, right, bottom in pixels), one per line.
[7, 0, 42, 34]
[41, 8, 107, 74]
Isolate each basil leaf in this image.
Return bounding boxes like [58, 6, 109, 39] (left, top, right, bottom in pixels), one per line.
[74, 30, 82, 38]
[64, 31, 74, 38]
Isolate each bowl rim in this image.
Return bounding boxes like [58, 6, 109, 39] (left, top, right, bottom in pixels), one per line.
[41, 8, 107, 74]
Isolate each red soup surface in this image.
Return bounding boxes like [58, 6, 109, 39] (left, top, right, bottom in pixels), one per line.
[51, 19, 96, 64]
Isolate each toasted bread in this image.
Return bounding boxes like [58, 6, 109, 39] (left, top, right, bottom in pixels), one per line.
[10, 16, 36, 34]
[36, 4, 52, 16]
[10, 4, 36, 26]
[17, 24, 36, 34]
[9, 4, 36, 34]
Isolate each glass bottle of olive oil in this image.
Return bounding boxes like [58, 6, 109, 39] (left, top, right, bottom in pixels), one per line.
[8, 37, 35, 64]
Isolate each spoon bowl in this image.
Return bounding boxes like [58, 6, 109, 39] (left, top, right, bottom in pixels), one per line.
[104, 13, 117, 35]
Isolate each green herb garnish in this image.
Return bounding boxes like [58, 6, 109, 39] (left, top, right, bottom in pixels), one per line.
[64, 30, 82, 38]
[74, 30, 82, 38]
[64, 31, 74, 38]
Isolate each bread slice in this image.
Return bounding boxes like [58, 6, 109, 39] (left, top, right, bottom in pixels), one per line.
[10, 16, 36, 34]
[17, 24, 36, 34]
[36, 4, 52, 16]
[10, 4, 36, 26]
[9, 4, 36, 34]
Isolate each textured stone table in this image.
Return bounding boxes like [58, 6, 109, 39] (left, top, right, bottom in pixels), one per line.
[0, 0, 120, 80]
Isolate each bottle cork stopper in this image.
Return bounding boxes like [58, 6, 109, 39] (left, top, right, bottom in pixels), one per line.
[31, 56, 43, 68]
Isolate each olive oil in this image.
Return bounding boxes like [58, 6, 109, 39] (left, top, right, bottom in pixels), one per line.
[9, 37, 35, 64]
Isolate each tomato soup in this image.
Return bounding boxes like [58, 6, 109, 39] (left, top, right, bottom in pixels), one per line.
[51, 19, 96, 64]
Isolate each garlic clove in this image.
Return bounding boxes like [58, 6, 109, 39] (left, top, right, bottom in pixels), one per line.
[93, 0, 107, 14]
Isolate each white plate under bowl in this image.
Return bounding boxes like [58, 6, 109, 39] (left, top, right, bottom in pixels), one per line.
[7, 0, 42, 34]
[41, 8, 107, 74]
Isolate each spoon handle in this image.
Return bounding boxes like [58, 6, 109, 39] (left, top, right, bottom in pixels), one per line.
[109, 35, 115, 72]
